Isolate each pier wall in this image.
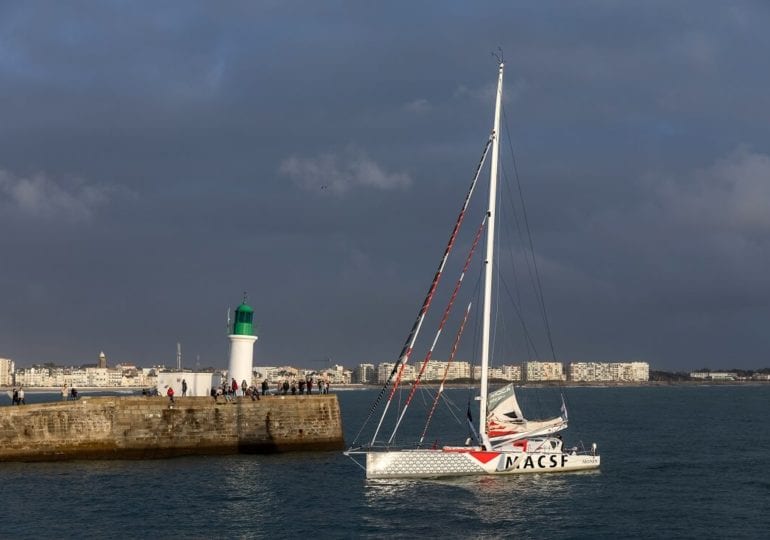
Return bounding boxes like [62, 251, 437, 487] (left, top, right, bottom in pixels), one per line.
[0, 395, 344, 461]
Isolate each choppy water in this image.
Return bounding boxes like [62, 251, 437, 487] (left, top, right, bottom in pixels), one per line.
[1, 385, 769, 538]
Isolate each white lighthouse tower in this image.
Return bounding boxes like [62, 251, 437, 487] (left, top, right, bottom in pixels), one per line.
[227, 296, 258, 389]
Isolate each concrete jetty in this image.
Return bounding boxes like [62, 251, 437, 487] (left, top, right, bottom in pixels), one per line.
[0, 394, 344, 462]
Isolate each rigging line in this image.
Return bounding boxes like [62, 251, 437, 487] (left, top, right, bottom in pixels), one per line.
[388, 215, 488, 443]
[500, 152, 542, 356]
[499, 118, 568, 421]
[417, 383, 432, 409]
[490, 271, 517, 370]
[391, 383, 404, 438]
[418, 301, 473, 447]
[356, 136, 493, 447]
[501, 108, 557, 365]
[497, 272, 550, 417]
[499, 175, 523, 309]
[499, 176, 534, 359]
[456, 269, 484, 441]
[345, 455, 367, 473]
[498, 273, 541, 361]
[469, 263, 484, 376]
[497, 139, 531, 301]
[439, 391, 466, 426]
[502, 104, 558, 362]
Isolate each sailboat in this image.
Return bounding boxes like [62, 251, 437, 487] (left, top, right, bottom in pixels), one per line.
[345, 61, 600, 479]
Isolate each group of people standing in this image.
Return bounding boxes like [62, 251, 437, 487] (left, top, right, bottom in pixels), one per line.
[277, 376, 329, 396]
[161, 375, 333, 403]
[9, 387, 25, 405]
[210, 378, 262, 402]
[166, 378, 189, 403]
[206, 376, 331, 400]
[6, 386, 79, 406]
[60, 384, 79, 401]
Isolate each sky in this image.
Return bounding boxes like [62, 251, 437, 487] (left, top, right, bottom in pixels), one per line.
[2, 1, 770, 371]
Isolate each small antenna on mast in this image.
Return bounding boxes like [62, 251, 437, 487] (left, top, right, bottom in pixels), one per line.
[491, 47, 504, 64]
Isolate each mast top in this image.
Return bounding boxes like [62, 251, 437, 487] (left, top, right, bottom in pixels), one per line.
[492, 47, 504, 66]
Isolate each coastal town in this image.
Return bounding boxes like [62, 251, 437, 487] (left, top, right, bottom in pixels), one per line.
[0, 352, 649, 389]
[3, 353, 765, 391]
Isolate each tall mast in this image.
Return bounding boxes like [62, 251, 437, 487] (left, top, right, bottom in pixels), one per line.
[479, 61, 504, 449]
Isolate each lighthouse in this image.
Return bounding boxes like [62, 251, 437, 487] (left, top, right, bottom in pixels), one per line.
[227, 297, 258, 389]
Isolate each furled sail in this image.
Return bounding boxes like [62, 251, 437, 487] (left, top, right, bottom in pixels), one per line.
[486, 383, 567, 448]
[487, 383, 524, 424]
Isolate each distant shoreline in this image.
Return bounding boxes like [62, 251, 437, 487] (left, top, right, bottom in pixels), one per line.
[0, 387, 140, 394]
[422, 381, 770, 388]
[518, 380, 770, 388]
[2, 380, 767, 394]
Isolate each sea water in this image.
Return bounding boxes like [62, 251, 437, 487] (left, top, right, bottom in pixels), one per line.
[1, 385, 768, 538]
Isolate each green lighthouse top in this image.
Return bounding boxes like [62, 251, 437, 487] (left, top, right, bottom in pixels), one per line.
[232, 294, 255, 336]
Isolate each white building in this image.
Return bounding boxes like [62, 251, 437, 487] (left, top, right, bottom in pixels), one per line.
[252, 366, 278, 381]
[689, 371, 736, 381]
[500, 364, 522, 381]
[472, 364, 522, 381]
[13, 366, 50, 386]
[354, 364, 375, 383]
[262, 366, 299, 382]
[0, 358, 15, 386]
[318, 364, 351, 384]
[419, 360, 471, 381]
[377, 362, 416, 384]
[615, 362, 649, 382]
[570, 362, 649, 382]
[156, 371, 222, 397]
[525, 361, 564, 382]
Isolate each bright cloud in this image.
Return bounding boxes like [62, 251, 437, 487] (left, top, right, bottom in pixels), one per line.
[279, 148, 412, 195]
[0, 169, 121, 221]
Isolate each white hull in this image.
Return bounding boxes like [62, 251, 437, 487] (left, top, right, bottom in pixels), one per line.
[363, 446, 600, 479]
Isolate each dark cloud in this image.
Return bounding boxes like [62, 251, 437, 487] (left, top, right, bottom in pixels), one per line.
[2, 1, 770, 370]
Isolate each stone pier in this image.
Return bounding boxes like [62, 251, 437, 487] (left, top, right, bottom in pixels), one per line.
[0, 394, 344, 462]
